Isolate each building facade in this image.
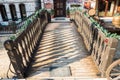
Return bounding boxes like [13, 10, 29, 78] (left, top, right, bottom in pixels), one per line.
[3, 0, 120, 26]
[0, 0, 94, 26]
[0, 0, 41, 26]
[0, 0, 89, 24]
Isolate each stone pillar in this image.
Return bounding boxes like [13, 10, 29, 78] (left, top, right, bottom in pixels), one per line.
[15, 3, 21, 20]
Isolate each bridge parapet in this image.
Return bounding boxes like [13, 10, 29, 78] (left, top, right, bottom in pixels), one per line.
[4, 9, 50, 78]
[71, 10, 119, 78]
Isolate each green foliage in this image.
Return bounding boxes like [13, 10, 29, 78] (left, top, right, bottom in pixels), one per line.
[69, 8, 82, 14]
[83, 12, 120, 40]
[9, 9, 46, 40]
[10, 35, 16, 40]
[50, 9, 54, 15]
[114, 13, 120, 16]
[67, 8, 70, 15]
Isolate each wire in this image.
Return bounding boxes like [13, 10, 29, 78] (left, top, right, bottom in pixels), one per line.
[9, 65, 16, 74]
[7, 62, 16, 78]
[7, 62, 11, 78]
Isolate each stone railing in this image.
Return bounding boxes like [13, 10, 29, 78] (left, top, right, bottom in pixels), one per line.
[71, 10, 119, 77]
[4, 10, 50, 78]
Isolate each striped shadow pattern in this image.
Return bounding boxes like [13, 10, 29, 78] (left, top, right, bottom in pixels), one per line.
[27, 23, 99, 79]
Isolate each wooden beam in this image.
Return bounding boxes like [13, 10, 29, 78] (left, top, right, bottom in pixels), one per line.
[95, 0, 99, 16]
[105, 1, 108, 16]
[112, 0, 117, 16]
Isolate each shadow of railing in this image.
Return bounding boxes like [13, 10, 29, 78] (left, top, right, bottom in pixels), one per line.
[27, 25, 89, 77]
[4, 9, 51, 78]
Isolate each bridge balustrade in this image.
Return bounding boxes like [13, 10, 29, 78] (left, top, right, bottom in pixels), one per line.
[72, 10, 119, 77]
[3, 9, 120, 78]
[4, 10, 50, 78]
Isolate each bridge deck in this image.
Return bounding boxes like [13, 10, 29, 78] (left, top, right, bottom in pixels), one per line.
[27, 22, 100, 79]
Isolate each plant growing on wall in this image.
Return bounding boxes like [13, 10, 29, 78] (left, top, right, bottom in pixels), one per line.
[50, 9, 54, 18]
[66, 7, 70, 17]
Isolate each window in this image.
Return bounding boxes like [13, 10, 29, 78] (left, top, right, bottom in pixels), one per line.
[19, 4, 26, 20]
[0, 4, 8, 21]
[9, 4, 18, 21]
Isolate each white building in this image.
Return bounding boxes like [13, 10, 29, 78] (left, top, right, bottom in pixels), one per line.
[0, 0, 96, 26]
[0, 0, 41, 26]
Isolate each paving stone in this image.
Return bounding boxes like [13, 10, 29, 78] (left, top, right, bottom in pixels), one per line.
[50, 66, 71, 77]
[50, 62, 68, 67]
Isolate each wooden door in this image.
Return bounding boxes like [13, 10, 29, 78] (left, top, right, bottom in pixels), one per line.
[54, 0, 66, 17]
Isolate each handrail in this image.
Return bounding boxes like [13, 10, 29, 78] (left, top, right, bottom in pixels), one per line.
[72, 10, 119, 77]
[4, 9, 50, 78]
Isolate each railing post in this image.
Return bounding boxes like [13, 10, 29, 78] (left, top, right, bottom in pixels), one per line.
[4, 40, 24, 78]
